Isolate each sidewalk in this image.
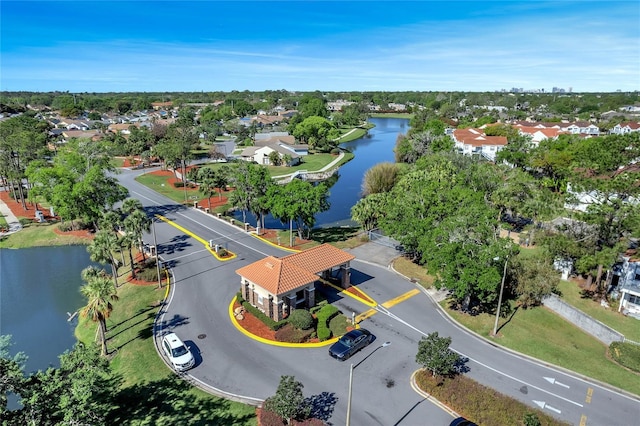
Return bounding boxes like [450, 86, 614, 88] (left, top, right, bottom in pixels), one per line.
[0, 198, 22, 235]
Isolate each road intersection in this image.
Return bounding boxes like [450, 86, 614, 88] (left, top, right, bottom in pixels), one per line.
[118, 167, 640, 426]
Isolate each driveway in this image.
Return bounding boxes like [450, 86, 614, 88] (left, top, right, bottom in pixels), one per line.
[117, 168, 640, 426]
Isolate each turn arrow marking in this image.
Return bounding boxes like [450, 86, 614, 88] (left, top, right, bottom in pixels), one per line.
[533, 400, 562, 414]
[544, 376, 571, 389]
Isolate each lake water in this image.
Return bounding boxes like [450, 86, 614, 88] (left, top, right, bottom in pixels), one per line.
[235, 117, 410, 228]
[0, 245, 97, 373]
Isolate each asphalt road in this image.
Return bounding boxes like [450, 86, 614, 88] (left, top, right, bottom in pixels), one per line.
[118, 167, 640, 426]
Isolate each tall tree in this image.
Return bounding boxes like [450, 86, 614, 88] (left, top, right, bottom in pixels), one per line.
[87, 229, 121, 290]
[262, 375, 310, 425]
[80, 267, 119, 356]
[415, 332, 459, 379]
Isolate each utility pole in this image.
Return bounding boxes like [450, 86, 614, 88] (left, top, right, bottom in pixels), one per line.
[492, 255, 509, 336]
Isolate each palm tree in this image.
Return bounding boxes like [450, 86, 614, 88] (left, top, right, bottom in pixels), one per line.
[87, 229, 121, 290]
[80, 266, 119, 356]
[197, 167, 217, 209]
[123, 208, 151, 266]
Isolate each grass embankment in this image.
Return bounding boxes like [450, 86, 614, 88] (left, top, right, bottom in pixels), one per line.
[556, 280, 640, 343]
[0, 222, 91, 249]
[369, 113, 414, 119]
[445, 303, 640, 395]
[75, 260, 256, 425]
[392, 259, 640, 396]
[415, 371, 569, 426]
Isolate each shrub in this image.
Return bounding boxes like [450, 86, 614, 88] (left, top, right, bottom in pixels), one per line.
[328, 314, 350, 336]
[173, 181, 185, 188]
[317, 326, 331, 342]
[275, 324, 313, 343]
[258, 408, 285, 426]
[316, 304, 340, 341]
[609, 341, 640, 372]
[237, 296, 288, 331]
[414, 371, 569, 426]
[330, 148, 341, 155]
[289, 309, 314, 330]
[136, 263, 159, 282]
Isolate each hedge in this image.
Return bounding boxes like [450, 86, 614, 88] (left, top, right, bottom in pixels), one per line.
[316, 304, 339, 341]
[236, 292, 288, 331]
[414, 370, 570, 426]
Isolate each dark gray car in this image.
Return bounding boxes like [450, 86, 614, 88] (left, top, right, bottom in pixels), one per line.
[328, 329, 373, 361]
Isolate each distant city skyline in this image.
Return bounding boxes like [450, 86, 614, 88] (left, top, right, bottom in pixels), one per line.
[1, 1, 639, 93]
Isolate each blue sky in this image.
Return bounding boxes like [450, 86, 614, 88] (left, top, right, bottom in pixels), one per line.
[2, 1, 639, 93]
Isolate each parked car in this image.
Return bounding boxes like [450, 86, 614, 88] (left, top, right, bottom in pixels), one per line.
[161, 332, 195, 371]
[329, 329, 373, 361]
[449, 417, 477, 426]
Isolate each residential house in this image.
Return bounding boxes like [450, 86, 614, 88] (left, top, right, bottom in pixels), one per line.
[452, 128, 508, 161]
[236, 244, 355, 321]
[615, 254, 640, 319]
[515, 126, 568, 146]
[151, 101, 173, 110]
[610, 122, 640, 135]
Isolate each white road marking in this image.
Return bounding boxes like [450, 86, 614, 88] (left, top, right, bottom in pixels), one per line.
[544, 377, 571, 389]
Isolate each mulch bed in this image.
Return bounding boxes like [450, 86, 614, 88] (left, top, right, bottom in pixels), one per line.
[233, 302, 277, 340]
[0, 190, 56, 221]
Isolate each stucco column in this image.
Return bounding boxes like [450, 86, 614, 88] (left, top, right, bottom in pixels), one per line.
[341, 265, 351, 289]
[305, 287, 316, 308]
[268, 295, 275, 320]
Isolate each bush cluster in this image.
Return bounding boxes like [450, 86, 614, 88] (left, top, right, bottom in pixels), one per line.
[136, 264, 159, 282]
[316, 304, 339, 341]
[414, 370, 569, 426]
[289, 309, 314, 330]
[609, 341, 640, 372]
[258, 409, 324, 426]
[274, 324, 314, 343]
[236, 293, 288, 331]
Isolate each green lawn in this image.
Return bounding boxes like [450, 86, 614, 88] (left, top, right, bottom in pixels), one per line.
[75, 268, 256, 425]
[369, 113, 414, 119]
[0, 222, 91, 249]
[134, 173, 196, 204]
[392, 258, 640, 396]
[556, 280, 640, 343]
[446, 302, 640, 395]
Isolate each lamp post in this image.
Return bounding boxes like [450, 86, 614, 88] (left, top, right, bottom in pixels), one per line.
[346, 341, 391, 426]
[492, 255, 509, 336]
[152, 218, 162, 289]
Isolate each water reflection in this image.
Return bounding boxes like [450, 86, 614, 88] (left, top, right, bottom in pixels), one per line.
[235, 117, 409, 229]
[0, 245, 99, 373]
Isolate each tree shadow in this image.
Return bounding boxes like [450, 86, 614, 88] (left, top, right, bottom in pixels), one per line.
[110, 305, 156, 329]
[304, 391, 338, 422]
[110, 377, 255, 425]
[310, 226, 360, 244]
[109, 310, 156, 340]
[158, 313, 190, 331]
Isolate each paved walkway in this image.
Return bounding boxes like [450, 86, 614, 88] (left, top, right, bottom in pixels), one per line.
[0, 198, 22, 235]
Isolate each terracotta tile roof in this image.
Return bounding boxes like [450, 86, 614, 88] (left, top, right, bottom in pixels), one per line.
[236, 244, 355, 296]
[235, 256, 318, 296]
[282, 243, 355, 274]
[453, 128, 507, 147]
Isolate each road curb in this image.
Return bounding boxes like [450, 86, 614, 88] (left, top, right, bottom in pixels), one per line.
[409, 370, 459, 418]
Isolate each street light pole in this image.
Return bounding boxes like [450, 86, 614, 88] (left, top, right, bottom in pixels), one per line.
[492, 256, 509, 336]
[346, 341, 391, 426]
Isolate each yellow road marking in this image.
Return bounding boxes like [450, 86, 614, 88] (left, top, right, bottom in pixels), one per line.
[585, 387, 593, 403]
[381, 289, 421, 308]
[579, 415, 587, 426]
[156, 214, 237, 261]
[356, 309, 377, 323]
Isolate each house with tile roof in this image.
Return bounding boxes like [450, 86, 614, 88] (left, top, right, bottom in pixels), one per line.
[452, 128, 508, 161]
[236, 244, 355, 320]
[610, 122, 640, 135]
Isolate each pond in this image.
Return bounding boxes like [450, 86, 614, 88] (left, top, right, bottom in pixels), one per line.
[234, 117, 410, 229]
[0, 245, 98, 374]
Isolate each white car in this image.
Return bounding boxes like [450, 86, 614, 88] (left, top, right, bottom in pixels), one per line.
[161, 332, 195, 371]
